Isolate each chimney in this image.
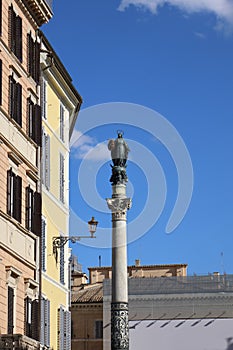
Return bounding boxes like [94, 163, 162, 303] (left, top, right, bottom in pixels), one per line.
[135, 259, 141, 267]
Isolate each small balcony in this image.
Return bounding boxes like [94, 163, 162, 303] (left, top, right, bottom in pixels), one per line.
[0, 334, 40, 350]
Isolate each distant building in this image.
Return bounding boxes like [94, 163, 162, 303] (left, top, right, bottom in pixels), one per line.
[0, 0, 52, 349]
[71, 261, 187, 350]
[71, 262, 233, 350]
[40, 32, 82, 350]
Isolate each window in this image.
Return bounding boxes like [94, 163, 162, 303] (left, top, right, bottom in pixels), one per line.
[41, 218, 46, 272]
[25, 186, 41, 235]
[27, 97, 42, 146]
[60, 236, 65, 284]
[95, 320, 103, 339]
[58, 307, 71, 350]
[59, 153, 65, 203]
[42, 130, 50, 190]
[41, 298, 50, 347]
[7, 168, 22, 223]
[0, 59, 2, 105]
[9, 75, 22, 126]
[27, 32, 40, 83]
[8, 286, 14, 334]
[25, 297, 39, 340]
[60, 103, 65, 142]
[9, 6, 22, 62]
[41, 78, 47, 119]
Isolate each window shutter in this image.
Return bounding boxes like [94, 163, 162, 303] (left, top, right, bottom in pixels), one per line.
[27, 33, 33, 75]
[34, 104, 42, 146]
[60, 153, 64, 203]
[33, 192, 41, 236]
[31, 299, 39, 340]
[26, 97, 30, 137]
[16, 82, 22, 126]
[41, 218, 46, 271]
[44, 299, 50, 347]
[35, 41, 40, 84]
[8, 6, 15, 52]
[25, 186, 30, 230]
[64, 311, 71, 350]
[45, 134, 50, 190]
[40, 298, 45, 345]
[7, 169, 13, 216]
[14, 175, 22, 223]
[41, 78, 47, 119]
[58, 307, 65, 350]
[9, 75, 15, 119]
[60, 238, 65, 284]
[42, 129, 46, 185]
[60, 104, 65, 142]
[8, 286, 14, 334]
[15, 15, 22, 62]
[25, 296, 32, 337]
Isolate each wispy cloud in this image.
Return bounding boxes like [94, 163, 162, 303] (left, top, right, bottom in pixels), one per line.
[194, 31, 206, 39]
[70, 130, 109, 161]
[118, 0, 233, 30]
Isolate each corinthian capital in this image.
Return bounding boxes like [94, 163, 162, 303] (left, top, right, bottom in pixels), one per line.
[106, 198, 132, 213]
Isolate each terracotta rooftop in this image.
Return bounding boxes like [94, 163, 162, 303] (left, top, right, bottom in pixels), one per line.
[72, 284, 103, 303]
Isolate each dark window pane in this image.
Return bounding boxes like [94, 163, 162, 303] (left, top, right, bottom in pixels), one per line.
[8, 287, 14, 334]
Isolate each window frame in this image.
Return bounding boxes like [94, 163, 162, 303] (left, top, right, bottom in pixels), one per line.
[95, 320, 103, 339]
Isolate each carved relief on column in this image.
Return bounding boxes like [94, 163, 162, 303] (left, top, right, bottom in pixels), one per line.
[111, 302, 129, 350]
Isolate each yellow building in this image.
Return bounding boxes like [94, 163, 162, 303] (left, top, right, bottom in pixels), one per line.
[40, 32, 82, 350]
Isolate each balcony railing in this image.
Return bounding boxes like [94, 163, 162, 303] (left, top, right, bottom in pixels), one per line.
[104, 274, 233, 296]
[0, 334, 40, 350]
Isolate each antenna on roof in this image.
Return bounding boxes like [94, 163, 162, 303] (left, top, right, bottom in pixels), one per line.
[220, 251, 225, 275]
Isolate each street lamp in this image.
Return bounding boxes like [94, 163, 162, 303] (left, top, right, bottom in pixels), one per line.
[52, 217, 98, 256]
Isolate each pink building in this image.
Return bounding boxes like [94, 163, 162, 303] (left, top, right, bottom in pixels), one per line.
[0, 0, 52, 348]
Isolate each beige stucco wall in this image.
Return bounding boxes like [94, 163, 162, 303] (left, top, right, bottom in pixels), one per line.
[71, 303, 103, 350]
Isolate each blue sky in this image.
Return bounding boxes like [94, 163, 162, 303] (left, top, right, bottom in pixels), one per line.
[43, 0, 233, 275]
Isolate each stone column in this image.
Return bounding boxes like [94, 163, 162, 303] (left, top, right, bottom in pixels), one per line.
[107, 185, 131, 350]
[106, 131, 131, 350]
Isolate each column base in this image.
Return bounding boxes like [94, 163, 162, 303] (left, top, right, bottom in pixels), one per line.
[111, 302, 129, 350]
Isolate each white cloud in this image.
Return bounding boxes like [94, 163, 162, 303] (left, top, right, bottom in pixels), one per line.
[70, 129, 95, 149]
[70, 130, 110, 161]
[194, 31, 206, 39]
[118, 0, 233, 27]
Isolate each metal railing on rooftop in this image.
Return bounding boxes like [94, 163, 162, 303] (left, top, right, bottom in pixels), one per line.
[104, 274, 233, 296]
